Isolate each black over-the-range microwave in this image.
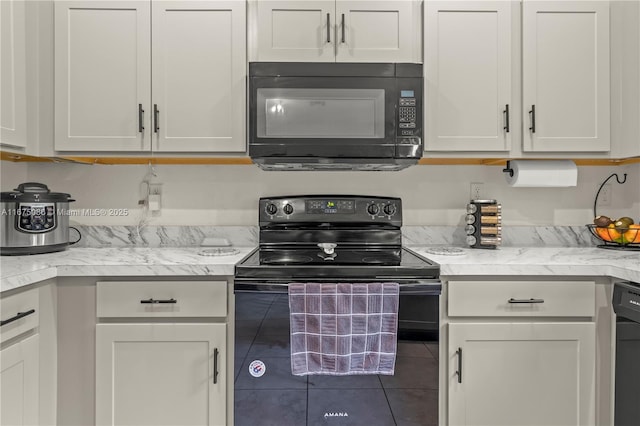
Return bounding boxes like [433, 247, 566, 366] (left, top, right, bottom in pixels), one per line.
[248, 62, 423, 171]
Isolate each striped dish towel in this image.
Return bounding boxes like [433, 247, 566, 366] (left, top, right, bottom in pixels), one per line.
[288, 282, 399, 376]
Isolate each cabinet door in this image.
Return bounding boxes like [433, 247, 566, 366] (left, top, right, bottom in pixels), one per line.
[522, 0, 609, 152]
[54, 1, 151, 152]
[448, 322, 595, 426]
[255, 0, 335, 62]
[336, 0, 419, 63]
[96, 323, 226, 426]
[0, 0, 27, 149]
[0, 335, 39, 426]
[424, 1, 512, 151]
[152, 0, 246, 152]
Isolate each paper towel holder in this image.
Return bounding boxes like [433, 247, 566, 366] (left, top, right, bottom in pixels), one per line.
[502, 161, 514, 177]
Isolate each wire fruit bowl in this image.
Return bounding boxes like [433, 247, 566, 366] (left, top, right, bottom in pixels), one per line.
[586, 224, 640, 250]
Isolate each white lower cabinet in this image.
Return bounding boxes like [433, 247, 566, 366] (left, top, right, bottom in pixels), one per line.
[448, 322, 595, 426]
[96, 323, 226, 426]
[0, 334, 40, 426]
[445, 279, 597, 426]
[95, 280, 229, 426]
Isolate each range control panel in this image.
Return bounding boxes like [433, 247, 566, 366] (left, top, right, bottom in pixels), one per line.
[17, 203, 56, 233]
[259, 196, 402, 226]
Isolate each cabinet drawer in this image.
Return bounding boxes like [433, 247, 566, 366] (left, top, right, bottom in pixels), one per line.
[1, 288, 39, 343]
[97, 281, 227, 318]
[448, 281, 595, 317]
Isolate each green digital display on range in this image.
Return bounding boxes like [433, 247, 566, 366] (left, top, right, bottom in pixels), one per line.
[305, 199, 355, 214]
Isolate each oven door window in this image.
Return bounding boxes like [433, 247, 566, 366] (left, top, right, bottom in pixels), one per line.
[257, 88, 385, 139]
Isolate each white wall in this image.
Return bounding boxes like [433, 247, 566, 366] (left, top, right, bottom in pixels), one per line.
[3, 161, 637, 227]
[0, 161, 29, 189]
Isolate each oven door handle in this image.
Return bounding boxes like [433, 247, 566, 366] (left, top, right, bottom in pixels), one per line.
[233, 280, 441, 295]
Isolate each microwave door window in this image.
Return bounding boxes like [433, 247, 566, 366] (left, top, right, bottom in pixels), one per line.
[257, 88, 385, 138]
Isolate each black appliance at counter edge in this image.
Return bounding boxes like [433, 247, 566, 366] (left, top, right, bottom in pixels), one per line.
[613, 281, 640, 426]
[248, 63, 423, 171]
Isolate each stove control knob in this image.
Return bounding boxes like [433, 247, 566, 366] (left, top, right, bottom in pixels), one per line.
[383, 203, 397, 216]
[283, 204, 294, 215]
[367, 204, 380, 215]
[265, 203, 278, 215]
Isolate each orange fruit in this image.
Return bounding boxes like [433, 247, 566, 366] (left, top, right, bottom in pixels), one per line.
[595, 227, 612, 241]
[623, 224, 640, 244]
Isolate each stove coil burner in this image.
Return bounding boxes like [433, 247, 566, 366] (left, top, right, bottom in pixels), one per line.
[262, 255, 313, 265]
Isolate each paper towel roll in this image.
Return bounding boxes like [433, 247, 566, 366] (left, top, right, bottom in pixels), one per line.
[505, 160, 577, 187]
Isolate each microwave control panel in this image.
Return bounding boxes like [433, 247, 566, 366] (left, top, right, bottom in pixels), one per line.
[398, 90, 418, 136]
[16, 202, 57, 233]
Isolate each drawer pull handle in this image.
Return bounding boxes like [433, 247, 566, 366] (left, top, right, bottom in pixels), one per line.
[1, 309, 36, 327]
[213, 348, 219, 384]
[140, 298, 177, 304]
[508, 298, 544, 304]
[455, 347, 462, 383]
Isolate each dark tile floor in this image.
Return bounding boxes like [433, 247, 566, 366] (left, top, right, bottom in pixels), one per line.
[234, 294, 439, 426]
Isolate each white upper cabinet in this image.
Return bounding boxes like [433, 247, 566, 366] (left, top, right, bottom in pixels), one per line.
[522, 0, 610, 152]
[152, 1, 246, 152]
[424, 1, 513, 152]
[610, 0, 640, 158]
[54, 1, 151, 152]
[335, 1, 419, 62]
[54, 0, 246, 153]
[251, 0, 421, 63]
[1, 0, 28, 149]
[255, 0, 335, 62]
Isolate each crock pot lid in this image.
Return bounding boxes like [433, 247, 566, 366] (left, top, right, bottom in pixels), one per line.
[1, 182, 73, 202]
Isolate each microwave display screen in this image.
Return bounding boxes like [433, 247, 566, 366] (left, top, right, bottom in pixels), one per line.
[400, 90, 415, 98]
[257, 88, 385, 139]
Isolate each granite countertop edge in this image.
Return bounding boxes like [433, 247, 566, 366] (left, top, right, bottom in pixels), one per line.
[1, 246, 639, 293]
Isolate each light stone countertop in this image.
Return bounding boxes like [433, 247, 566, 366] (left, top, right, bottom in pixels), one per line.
[0, 247, 256, 293]
[410, 246, 640, 282]
[1, 246, 639, 293]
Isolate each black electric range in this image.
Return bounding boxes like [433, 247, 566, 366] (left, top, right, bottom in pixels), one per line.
[234, 195, 441, 296]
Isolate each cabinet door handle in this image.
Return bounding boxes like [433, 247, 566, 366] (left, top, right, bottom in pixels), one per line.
[503, 104, 510, 133]
[341, 14, 345, 43]
[140, 298, 177, 304]
[213, 348, 219, 384]
[508, 298, 544, 304]
[154, 104, 159, 133]
[326, 13, 331, 43]
[528, 105, 535, 133]
[1, 309, 36, 327]
[455, 347, 462, 383]
[138, 104, 145, 132]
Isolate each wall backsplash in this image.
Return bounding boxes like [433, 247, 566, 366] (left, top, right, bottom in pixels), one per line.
[1, 161, 638, 227]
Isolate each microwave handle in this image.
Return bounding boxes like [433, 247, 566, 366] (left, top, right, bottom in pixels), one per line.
[326, 13, 331, 43]
[341, 14, 345, 43]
